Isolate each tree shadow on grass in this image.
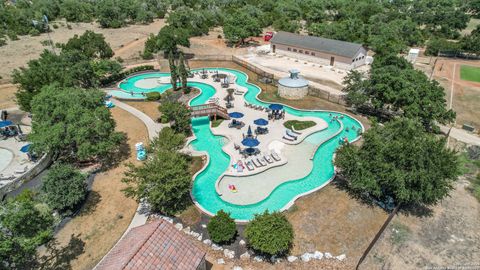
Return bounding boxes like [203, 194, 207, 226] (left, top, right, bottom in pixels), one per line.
[99, 132, 131, 170]
[36, 234, 85, 270]
[332, 176, 434, 218]
[78, 190, 102, 217]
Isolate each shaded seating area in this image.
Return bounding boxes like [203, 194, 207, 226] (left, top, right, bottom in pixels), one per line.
[254, 118, 269, 135]
[228, 119, 245, 129]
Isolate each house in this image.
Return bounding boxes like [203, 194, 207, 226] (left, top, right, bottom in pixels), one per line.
[94, 220, 207, 270]
[270, 31, 368, 70]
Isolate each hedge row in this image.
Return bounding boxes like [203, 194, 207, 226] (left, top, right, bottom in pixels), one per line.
[100, 65, 155, 86]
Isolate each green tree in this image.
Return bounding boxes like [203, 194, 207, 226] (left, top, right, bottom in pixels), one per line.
[0, 191, 54, 269]
[177, 52, 189, 93]
[158, 101, 191, 135]
[59, 0, 95, 22]
[61, 30, 114, 59]
[28, 85, 124, 163]
[244, 211, 293, 256]
[41, 163, 87, 216]
[207, 210, 237, 244]
[122, 150, 192, 215]
[335, 118, 461, 206]
[223, 11, 261, 44]
[156, 25, 191, 53]
[168, 51, 178, 92]
[149, 127, 186, 153]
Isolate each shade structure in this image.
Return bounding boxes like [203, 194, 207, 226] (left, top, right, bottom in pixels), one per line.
[241, 137, 260, 147]
[254, 118, 269, 126]
[228, 112, 244, 118]
[20, 144, 30, 153]
[0, 120, 13, 128]
[268, 104, 284, 110]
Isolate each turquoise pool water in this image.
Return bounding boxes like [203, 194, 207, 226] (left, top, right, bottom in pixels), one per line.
[118, 68, 363, 220]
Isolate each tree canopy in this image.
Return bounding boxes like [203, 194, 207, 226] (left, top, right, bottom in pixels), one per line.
[342, 55, 455, 130]
[223, 11, 261, 44]
[335, 118, 461, 207]
[158, 101, 191, 135]
[207, 210, 237, 244]
[244, 211, 294, 256]
[41, 163, 88, 216]
[28, 85, 124, 163]
[0, 191, 54, 269]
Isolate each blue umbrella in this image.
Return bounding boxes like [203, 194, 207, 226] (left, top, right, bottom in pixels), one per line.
[0, 120, 13, 128]
[254, 118, 269, 126]
[228, 112, 244, 118]
[268, 104, 284, 111]
[20, 144, 31, 153]
[241, 137, 260, 147]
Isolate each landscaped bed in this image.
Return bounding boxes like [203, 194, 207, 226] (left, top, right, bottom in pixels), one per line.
[284, 120, 317, 130]
[460, 65, 480, 83]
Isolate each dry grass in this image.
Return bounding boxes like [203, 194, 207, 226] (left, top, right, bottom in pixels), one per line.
[53, 106, 148, 270]
[0, 84, 18, 109]
[124, 100, 160, 121]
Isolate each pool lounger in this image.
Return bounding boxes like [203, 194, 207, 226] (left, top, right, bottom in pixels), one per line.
[286, 130, 298, 140]
[283, 135, 295, 141]
[270, 151, 281, 161]
[245, 160, 255, 171]
[257, 158, 267, 166]
[289, 128, 302, 135]
[251, 159, 262, 168]
[263, 155, 273, 163]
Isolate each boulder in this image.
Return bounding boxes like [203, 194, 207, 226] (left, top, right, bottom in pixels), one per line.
[324, 252, 333, 259]
[233, 267, 243, 270]
[197, 234, 202, 241]
[191, 232, 200, 238]
[224, 249, 235, 259]
[301, 253, 313, 262]
[201, 224, 207, 228]
[240, 252, 251, 260]
[313, 251, 323, 260]
[212, 244, 223, 251]
[203, 239, 212, 246]
[335, 254, 346, 261]
[253, 256, 263, 262]
[217, 258, 225, 265]
[239, 239, 246, 246]
[162, 217, 173, 223]
[174, 223, 183, 230]
[183, 227, 191, 234]
[287, 256, 298, 262]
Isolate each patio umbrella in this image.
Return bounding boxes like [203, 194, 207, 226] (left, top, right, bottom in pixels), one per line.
[0, 120, 13, 128]
[254, 118, 269, 126]
[268, 104, 284, 111]
[228, 112, 244, 118]
[247, 125, 253, 137]
[20, 144, 31, 153]
[241, 137, 260, 147]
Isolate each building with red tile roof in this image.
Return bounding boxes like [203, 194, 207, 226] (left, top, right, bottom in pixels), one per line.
[95, 219, 207, 270]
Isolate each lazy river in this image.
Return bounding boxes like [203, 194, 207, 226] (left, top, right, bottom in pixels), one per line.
[113, 68, 363, 221]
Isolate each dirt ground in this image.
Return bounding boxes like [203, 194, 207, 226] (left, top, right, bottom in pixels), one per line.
[361, 179, 480, 270]
[0, 83, 17, 109]
[0, 19, 166, 82]
[416, 57, 480, 130]
[53, 106, 148, 270]
[124, 100, 161, 121]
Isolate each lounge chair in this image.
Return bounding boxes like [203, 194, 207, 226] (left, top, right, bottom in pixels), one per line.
[251, 159, 262, 168]
[283, 135, 295, 141]
[14, 166, 28, 174]
[288, 128, 302, 135]
[264, 155, 273, 163]
[286, 130, 298, 140]
[257, 158, 267, 166]
[271, 151, 281, 161]
[246, 161, 255, 171]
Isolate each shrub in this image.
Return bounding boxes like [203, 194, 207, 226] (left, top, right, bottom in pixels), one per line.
[207, 210, 237, 244]
[141, 51, 154, 60]
[41, 163, 87, 216]
[283, 120, 316, 130]
[244, 211, 294, 256]
[158, 101, 191, 135]
[146, 92, 161, 101]
[115, 56, 124, 63]
[52, 24, 59, 29]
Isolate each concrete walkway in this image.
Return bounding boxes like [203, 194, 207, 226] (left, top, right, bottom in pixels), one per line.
[440, 125, 480, 146]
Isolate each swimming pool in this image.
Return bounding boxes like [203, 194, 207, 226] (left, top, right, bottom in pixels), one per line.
[118, 68, 363, 221]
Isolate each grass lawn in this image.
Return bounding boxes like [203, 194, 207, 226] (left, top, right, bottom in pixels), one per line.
[460, 65, 480, 83]
[284, 120, 316, 130]
[211, 119, 223, 128]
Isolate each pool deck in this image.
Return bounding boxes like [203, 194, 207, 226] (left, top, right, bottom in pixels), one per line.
[185, 70, 329, 205]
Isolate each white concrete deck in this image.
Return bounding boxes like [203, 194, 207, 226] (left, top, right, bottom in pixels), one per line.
[0, 134, 37, 188]
[185, 70, 329, 205]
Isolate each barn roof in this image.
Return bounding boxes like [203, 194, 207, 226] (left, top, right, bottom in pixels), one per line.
[94, 220, 205, 270]
[270, 31, 363, 58]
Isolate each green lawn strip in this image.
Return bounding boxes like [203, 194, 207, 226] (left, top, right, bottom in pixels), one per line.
[211, 119, 224, 128]
[460, 65, 480, 83]
[283, 120, 316, 130]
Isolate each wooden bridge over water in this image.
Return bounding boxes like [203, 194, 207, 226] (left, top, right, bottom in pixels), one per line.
[189, 103, 230, 120]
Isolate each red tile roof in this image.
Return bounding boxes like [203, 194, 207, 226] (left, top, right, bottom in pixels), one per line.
[95, 219, 206, 270]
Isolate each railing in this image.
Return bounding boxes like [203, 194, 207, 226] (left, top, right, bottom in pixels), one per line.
[189, 103, 230, 119]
